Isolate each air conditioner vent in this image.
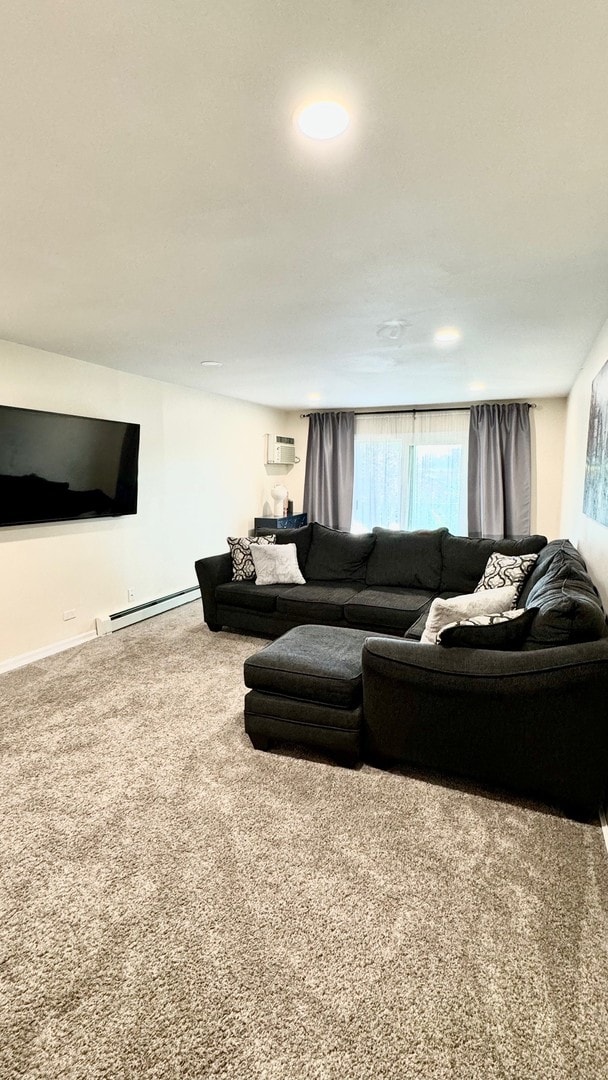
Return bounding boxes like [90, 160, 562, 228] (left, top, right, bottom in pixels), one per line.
[265, 434, 296, 465]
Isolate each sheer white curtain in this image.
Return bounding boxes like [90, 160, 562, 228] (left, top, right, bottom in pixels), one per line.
[351, 410, 469, 533]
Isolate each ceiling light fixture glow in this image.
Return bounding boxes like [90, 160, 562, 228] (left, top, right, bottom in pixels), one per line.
[295, 101, 350, 141]
[200, 361, 223, 367]
[433, 326, 462, 345]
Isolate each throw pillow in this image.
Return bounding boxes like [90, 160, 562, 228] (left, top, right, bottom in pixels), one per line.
[251, 543, 306, 586]
[420, 584, 518, 644]
[437, 607, 538, 649]
[474, 552, 538, 594]
[227, 535, 275, 581]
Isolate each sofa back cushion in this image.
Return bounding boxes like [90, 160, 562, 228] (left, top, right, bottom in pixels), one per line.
[517, 538, 585, 607]
[304, 522, 375, 581]
[271, 523, 313, 573]
[365, 527, 446, 590]
[440, 532, 547, 594]
[522, 540, 607, 648]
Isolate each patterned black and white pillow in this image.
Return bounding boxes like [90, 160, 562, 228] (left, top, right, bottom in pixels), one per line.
[474, 551, 538, 594]
[227, 535, 276, 581]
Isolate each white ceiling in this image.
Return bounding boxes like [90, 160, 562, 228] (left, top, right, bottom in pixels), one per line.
[2, 1, 608, 410]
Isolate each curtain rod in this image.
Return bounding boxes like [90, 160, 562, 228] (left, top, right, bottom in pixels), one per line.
[299, 403, 536, 418]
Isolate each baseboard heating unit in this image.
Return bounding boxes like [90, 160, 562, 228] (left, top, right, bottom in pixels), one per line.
[95, 586, 199, 636]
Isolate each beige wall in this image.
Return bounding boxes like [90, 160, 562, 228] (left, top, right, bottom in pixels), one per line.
[561, 315, 608, 609]
[0, 335, 573, 668]
[0, 340, 296, 666]
[287, 399, 567, 542]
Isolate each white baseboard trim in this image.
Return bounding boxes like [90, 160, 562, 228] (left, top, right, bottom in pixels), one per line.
[0, 631, 97, 674]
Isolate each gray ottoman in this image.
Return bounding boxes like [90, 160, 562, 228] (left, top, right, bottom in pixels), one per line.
[243, 624, 370, 764]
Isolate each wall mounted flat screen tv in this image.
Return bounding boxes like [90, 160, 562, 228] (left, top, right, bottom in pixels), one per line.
[0, 405, 140, 527]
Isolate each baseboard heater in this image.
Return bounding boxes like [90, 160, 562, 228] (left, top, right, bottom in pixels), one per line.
[95, 586, 199, 636]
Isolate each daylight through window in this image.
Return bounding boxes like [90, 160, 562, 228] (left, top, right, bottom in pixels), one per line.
[351, 410, 470, 534]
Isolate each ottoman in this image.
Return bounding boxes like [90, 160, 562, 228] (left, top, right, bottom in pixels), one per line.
[243, 624, 370, 764]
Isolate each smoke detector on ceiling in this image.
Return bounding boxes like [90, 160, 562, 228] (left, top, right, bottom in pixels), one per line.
[376, 319, 410, 342]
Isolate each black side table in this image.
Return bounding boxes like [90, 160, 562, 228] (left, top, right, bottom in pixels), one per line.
[254, 513, 307, 534]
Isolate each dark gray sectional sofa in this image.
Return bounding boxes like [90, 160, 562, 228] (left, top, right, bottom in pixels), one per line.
[195, 522, 548, 638]
[195, 523, 608, 818]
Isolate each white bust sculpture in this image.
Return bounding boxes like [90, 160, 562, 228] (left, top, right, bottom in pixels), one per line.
[271, 484, 288, 517]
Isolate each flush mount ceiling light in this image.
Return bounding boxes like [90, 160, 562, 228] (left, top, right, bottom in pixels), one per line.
[433, 326, 462, 345]
[295, 101, 350, 140]
[200, 361, 223, 367]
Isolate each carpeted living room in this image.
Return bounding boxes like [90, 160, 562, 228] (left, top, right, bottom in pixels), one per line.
[2, 4, 608, 1079]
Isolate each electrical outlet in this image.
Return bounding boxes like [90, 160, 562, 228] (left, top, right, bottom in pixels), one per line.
[127, 587, 136, 602]
[63, 609, 76, 621]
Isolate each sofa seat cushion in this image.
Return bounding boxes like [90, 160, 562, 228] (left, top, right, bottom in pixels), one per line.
[216, 580, 297, 613]
[276, 580, 366, 622]
[244, 625, 370, 708]
[440, 532, 547, 594]
[365, 528, 446, 590]
[303, 522, 375, 581]
[344, 587, 436, 631]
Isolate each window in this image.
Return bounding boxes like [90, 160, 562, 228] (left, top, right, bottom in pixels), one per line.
[351, 410, 469, 533]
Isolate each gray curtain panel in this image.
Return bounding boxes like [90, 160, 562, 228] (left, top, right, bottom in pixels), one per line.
[468, 403, 531, 539]
[303, 411, 355, 529]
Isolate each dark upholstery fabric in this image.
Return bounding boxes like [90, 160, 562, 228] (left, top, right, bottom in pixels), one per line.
[361, 635, 608, 816]
[194, 552, 233, 629]
[438, 607, 538, 649]
[244, 625, 368, 707]
[304, 522, 375, 582]
[518, 538, 587, 607]
[215, 580, 296, 613]
[244, 691, 362, 758]
[344, 587, 435, 632]
[440, 532, 547, 594]
[257, 523, 313, 573]
[523, 553, 608, 648]
[245, 689, 362, 732]
[276, 580, 366, 622]
[365, 527, 446, 590]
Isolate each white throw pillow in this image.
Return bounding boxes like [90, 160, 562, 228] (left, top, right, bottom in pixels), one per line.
[474, 551, 538, 593]
[420, 584, 518, 644]
[251, 543, 305, 585]
[227, 535, 275, 581]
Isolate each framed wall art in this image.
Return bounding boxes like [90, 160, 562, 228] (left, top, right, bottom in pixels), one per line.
[583, 358, 608, 527]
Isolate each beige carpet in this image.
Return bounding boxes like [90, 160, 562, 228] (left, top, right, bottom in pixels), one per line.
[2, 602, 608, 1080]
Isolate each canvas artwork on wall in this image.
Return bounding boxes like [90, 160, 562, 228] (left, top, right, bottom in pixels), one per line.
[583, 358, 608, 527]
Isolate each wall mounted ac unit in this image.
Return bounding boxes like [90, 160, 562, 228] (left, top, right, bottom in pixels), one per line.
[265, 434, 296, 465]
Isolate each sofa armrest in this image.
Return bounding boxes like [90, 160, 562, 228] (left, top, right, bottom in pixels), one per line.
[194, 552, 232, 630]
[361, 636, 608, 816]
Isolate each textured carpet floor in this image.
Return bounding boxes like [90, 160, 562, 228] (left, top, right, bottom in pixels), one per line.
[1, 602, 608, 1080]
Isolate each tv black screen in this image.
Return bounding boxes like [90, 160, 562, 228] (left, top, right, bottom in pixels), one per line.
[0, 405, 140, 527]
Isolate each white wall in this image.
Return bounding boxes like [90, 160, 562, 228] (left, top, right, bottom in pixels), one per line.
[287, 398, 567, 542]
[561, 316, 608, 609]
[0, 340, 295, 666]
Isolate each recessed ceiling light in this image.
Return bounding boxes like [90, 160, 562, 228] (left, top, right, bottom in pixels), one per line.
[307, 392, 322, 401]
[433, 326, 462, 345]
[295, 101, 350, 141]
[200, 361, 223, 367]
[470, 381, 486, 393]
